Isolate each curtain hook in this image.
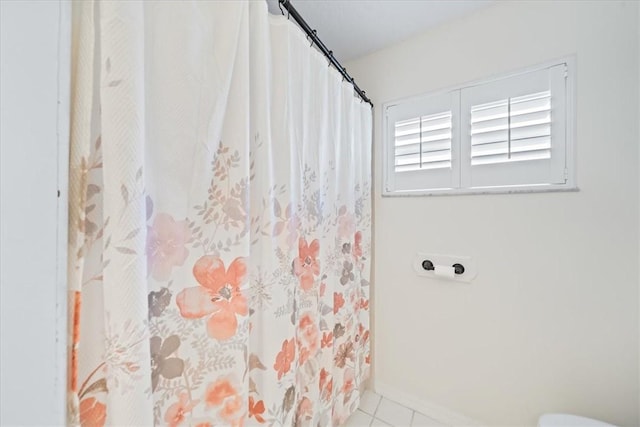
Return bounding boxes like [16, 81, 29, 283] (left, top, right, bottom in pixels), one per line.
[327, 51, 333, 67]
[310, 29, 317, 47]
[278, 0, 285, 16]
[343, 67, 350, 82]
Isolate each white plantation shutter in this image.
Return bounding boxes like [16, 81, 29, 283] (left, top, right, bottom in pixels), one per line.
[470, 91, 551, 166]
[383, 59, 573, 195]
[461, 63, 567, 188]
[385, 91, 460, 192]
[394, 111, 452, 172]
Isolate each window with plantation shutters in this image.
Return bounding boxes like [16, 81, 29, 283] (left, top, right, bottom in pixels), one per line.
[383, 58, 575, 196]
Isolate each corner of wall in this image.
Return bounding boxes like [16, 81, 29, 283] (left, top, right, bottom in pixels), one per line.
[55, 0, 72, 424]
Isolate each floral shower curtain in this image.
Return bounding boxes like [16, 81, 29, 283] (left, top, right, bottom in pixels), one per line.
[67, 1, 372, 426]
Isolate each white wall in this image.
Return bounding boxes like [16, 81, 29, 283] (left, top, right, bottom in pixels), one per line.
[347, 1, 640, 425]
[0, 1, 69, 425]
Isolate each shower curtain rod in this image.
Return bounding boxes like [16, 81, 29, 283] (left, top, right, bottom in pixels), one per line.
[278, 0, 373, 107]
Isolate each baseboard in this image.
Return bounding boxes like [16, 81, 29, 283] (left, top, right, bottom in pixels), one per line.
[374, 381, 485, 427]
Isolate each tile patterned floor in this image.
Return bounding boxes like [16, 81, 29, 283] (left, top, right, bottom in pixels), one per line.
[345, 390, 448, 427]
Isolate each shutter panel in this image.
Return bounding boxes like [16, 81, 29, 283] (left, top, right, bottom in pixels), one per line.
[394, 111, 452, 172]
[461, 64, 567, 188]
[470, 91, 551, 166]
[385, 90, 460, 193]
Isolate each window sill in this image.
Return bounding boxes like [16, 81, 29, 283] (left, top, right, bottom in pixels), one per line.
[381, 183, 579, 197]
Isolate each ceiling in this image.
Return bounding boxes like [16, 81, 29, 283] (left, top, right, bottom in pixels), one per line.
[266, 0, 493, 62]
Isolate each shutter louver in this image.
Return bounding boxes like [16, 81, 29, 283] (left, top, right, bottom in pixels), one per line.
[394, 111, 452, 172]
[470, 91, 551, 166]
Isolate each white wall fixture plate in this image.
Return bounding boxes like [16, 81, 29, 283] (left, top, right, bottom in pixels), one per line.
[413, 253, 477, 283]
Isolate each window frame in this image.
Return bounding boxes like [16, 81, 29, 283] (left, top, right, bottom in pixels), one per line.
[382, 56, 577, 197]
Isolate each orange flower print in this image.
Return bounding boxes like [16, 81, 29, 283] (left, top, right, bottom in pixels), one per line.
[79, 397, 106, 427]
[357, 324, 370, 345]
[333, 292, 345, 314]
[147, 213, 191, 281]
[205, 376, 245, 425]
[249, 396, 266, 423]
[293, 238, 320, 291]
[274, 338, 295, 380]
[342, 367, 355, 394]
[297, 312, 320, 365]
[353, 231, 363, 259]
[324, 378, 334, 400]
[319, 367, 333, 397]
[176, 256, 248, 341]
[321, 331, 333, 349]
[295, 397, 313, 425]
[164, 392, 199, 427]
